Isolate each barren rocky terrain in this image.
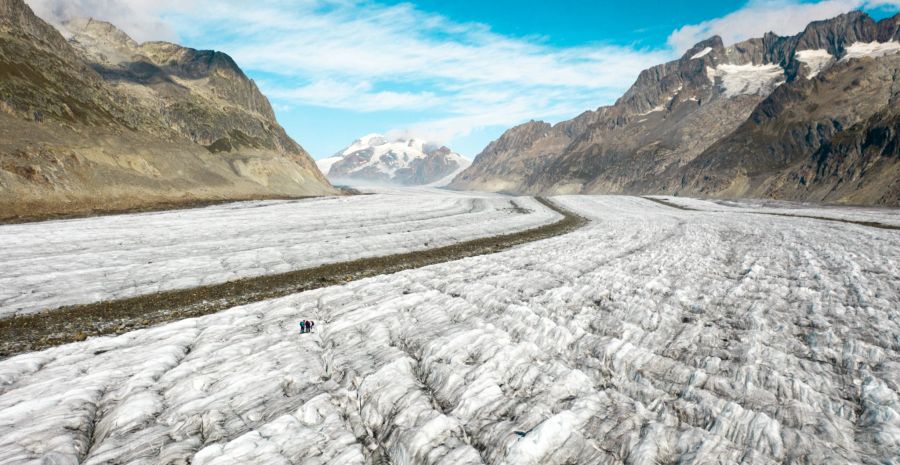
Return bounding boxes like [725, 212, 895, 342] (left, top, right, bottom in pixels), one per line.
[452, 12, 900, 206]
[0, 0, 334, 221]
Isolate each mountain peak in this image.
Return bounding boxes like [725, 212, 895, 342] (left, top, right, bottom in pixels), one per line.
[355, 133, 388, 145]
[454, 11, 900, 205]
[0, 0, 335, 219]
[322, 135, 469, 186]
[62, 17, 138, 49]
[0, 0, 71, 52]
[684, 35, 724, 60]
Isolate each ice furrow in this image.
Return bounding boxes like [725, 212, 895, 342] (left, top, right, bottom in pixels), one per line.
[0, 195, 897, 464]
[0, 191, 561, 316]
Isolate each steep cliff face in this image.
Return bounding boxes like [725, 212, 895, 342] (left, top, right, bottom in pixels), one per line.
[451, 120, 559, 192]
[0, 0, 335, 221]
[672, 52, 899, 202]
[452, 12, 900, 205]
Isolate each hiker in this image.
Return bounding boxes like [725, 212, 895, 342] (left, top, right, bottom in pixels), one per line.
[306, 320, 313, 333]
[299, 321, 306, 334]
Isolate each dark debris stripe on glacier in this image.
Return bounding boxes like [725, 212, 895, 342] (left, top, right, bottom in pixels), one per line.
[644, 196, 900, 230]
[0, 191, 563, 317]
[0, 195, 897, 464]
[0, 197, 584, 357]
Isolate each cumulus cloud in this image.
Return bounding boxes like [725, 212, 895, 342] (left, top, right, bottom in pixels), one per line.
[263, 79, 441, 113]
[184, 0, 672, 144]
[23, 0, 669, 146]
[25, 0, 179, 42]
[24, 0, 894, 148]
[668, 0, 899, 52]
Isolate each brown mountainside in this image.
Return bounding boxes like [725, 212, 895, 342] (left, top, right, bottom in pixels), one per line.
[0, 0, 335, 221]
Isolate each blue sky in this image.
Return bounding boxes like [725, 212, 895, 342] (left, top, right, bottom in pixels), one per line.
[27, 0, 900, 158]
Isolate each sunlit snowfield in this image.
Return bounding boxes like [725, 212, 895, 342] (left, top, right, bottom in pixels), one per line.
[0, 189, 558, 317]
[1, 195, 898, 464]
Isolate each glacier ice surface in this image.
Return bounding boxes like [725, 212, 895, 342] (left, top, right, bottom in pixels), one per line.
[0, 195, 897, 464]
[0, 189, 559, 317]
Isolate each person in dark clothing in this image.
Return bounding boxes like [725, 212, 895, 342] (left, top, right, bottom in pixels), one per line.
[306, 320, 313, 333]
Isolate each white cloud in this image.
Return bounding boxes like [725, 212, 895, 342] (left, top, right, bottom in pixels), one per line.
[868, 0, 900, 7]
[25, 0, 179, 42]
[262, 79, 441, 112]
[668, 0, 899, 52]
[24, 0, 895, 149]
[23, 0, 670, 146]
[193, 1, 674, 144]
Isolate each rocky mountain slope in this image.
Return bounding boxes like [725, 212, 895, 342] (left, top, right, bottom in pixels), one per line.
[452, 12, 900, 205]
[318, 134, 470, 186]
[0, 0, 335, 221]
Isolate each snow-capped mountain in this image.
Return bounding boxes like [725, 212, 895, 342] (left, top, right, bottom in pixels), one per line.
[318, 134, 470, 186]
[452, 11, 900, 205]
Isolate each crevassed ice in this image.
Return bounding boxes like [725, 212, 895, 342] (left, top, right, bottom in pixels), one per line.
[795, 49, 833, 78]
[648, 195, 900, 227]
[0, 190, 560, 317]
[710, 63, 786, 98]
[0, 195, 896, 464]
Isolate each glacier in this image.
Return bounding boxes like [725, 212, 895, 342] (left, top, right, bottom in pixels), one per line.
[647, 195, 900, 227]
[0, 190, 559, 317]
[0, 195, 897, 464]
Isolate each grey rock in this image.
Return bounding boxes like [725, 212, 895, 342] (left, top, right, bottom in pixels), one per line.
[451, 12, 900, 206]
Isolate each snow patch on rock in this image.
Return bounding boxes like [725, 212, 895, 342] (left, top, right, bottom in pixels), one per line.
[691, 47, 713, 60]
[842, 41, 900, 61]
[710, 63, 786, 98]
[795, 49, 834, 78]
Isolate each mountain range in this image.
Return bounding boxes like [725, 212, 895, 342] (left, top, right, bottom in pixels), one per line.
[3, 0, 898, 211]
[451, 12, 900, 206]
[0, 0, 334, 221]
[318, 134, 470, 186]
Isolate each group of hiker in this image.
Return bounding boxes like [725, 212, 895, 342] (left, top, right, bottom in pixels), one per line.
[299, 320, 315, 334]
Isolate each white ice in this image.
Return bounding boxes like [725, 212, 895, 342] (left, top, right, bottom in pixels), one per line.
[0, 190, 559, 317]
[842, 41, 900, 61]
[1, 195, 897, 464]
[314, 156, 343, 176]
[690, 47, 712, 60]
[709, 63, 786, 98]
[329, 135, 468, 178]
[794, 49, 834, 78]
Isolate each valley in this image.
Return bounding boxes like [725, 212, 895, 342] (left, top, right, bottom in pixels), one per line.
[1, 1, 898, 464]
[0, 193, 897, 464]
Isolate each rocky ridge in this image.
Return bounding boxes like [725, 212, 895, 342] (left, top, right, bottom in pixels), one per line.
[0, 0, 335, 221]
[452, 12, 900, 205]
